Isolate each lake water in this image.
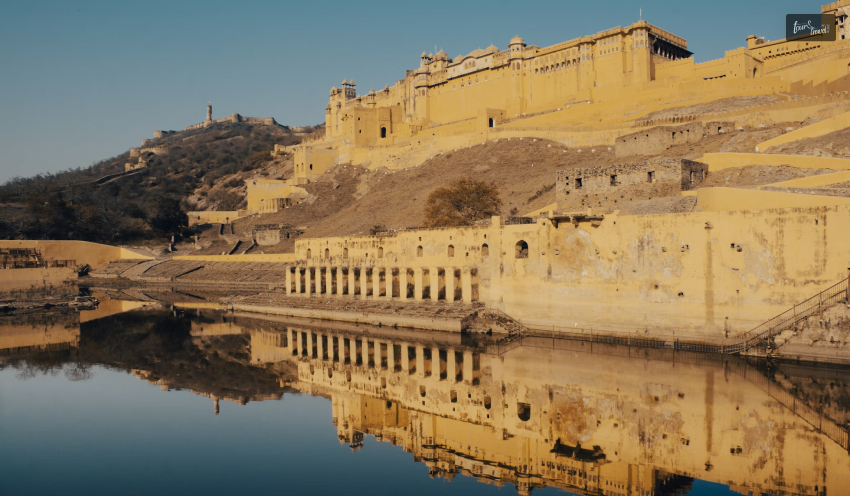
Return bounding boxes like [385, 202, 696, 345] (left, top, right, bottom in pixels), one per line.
[1, 302, 848, 496]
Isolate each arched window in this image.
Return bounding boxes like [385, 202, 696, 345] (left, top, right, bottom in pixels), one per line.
[309, 164, 313, 170]
[378, 247, 384, 258]
[753, 67, 757, 78]
[306, 248, 312, 258]
[482, 243, 489, 257]
[488, 117, 494, 128]
[324, 248, 329, 259]
[447, 245, 455, 257]
[417, 246, 423, 257]
[343, 247, 348, 259]
[380, 127, 387, 138]
[517, 402, 531, 421]
[515, 240, 529, 259]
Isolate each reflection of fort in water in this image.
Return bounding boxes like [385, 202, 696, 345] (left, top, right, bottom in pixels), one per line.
[182, 311, 850, 496]
[10, 300, 846, 495]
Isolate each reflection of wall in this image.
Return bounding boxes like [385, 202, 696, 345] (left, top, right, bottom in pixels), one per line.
[80, 299, 153, 323]
[244, 324, 849, 496]
[0, 317, 80, 353]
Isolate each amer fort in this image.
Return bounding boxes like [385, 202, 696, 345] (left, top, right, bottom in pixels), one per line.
[5, 1, 850, 495]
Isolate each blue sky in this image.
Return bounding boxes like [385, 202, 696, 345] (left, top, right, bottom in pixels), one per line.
[0, 0, 810, 182]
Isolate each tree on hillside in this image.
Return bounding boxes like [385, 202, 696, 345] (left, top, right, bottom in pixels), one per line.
[149, 197, 188, 236]
[423, 178, 502, 227]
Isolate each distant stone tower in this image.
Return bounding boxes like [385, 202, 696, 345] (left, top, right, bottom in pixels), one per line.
[206, 102, 212, 122]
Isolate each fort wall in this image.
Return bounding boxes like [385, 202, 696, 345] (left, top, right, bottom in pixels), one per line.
[213, 202, 850, 341]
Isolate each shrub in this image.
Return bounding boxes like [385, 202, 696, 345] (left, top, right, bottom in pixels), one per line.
[423, 178, 502, 227]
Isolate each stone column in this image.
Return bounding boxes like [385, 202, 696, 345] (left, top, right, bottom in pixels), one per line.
[362, 339, 370, 367]
[430, 268, 440, 302]
[447, 348, 456, 382]
[337, 268, 344, 296]
[373, 269, 381, 299]
[401, 342, 410, 372]
[326, 267, 333, 296]
[416, 345, 425, 379]
[317, 333, 324, 361]
[414, 268, 423, 301]
[348, 269, 356, 298]
[386, 269, 394, 300]
[461, 268, 473, 304]
[431, 346, 441, 379]
[295, 268, 302, 295]
[285, 267, 292, 295]
[350, 337, 358, 364]
[445, 267, 455, 303]
[463, 351, 473, 384]
[387, 341, 395, 371]
[360, 268, 368, 300]
[307, 331, 315, 358]
[399, 269, 408, 301]
[296, 330, 304, 356]
[287, 328, 295, 355]
[305, 268, 312, 296]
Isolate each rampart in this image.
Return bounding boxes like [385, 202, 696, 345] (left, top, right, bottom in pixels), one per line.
[174, 201, 850, 342]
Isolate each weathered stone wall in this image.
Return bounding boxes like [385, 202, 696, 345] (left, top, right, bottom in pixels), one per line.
[615, 121, 734, 157]
[555, 158, 703, 210]
[255, 230, 280, 246]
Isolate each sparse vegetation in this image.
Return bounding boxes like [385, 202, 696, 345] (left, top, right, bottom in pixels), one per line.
[423, 178, 502, 227]
[0, 122, 319, 244]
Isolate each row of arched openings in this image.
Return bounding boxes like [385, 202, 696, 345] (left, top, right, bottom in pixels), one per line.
[307, 242, 532, 260]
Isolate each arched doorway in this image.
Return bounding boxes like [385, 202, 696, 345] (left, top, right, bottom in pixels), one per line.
[753, 67, 758, 78]
[488, 118, 494, 128]
[515, 240, 529, 259]
[380, 127, 387, 138]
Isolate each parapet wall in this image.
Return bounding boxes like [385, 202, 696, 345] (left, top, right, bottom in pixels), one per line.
[615, 122, 733, 157]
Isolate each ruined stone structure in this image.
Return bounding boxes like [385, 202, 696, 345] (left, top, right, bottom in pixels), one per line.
[555, 159, 707, 210]
[253, 224, 304, 246]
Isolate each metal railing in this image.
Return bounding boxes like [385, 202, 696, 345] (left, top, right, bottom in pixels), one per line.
[725, 278, 849, 354]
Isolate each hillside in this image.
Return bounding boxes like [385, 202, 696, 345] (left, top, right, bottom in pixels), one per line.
[194, 122, 805, 254]
[0, 121, 318, 244]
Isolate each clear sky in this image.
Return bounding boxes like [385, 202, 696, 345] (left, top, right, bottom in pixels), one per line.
[0, 0, 810, 182]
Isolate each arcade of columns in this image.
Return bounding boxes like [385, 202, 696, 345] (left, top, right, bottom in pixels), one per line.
[274, 326, 478, 385]
[283, 265, 476, 304]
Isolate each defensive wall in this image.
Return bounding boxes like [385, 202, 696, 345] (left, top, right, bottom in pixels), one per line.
[177, 202, 850, 342]
[0, 240, 151, 291]
[0, 240, 150, 270]
[286, 3, 850, 181]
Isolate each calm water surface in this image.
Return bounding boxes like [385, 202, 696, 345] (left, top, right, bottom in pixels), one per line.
[1, 302, 848, 496]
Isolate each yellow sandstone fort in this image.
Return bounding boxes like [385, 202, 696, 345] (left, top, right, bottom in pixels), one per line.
[181, 0, 850, 226]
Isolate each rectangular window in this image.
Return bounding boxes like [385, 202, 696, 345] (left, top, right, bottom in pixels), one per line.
[648, 171, 655, 183]
[575, 178, 583, 188]
[610, 174, 618, 185]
